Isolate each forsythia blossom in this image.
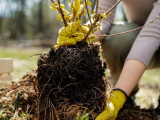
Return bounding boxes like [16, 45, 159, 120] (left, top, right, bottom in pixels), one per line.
[50, 0, 104, 49]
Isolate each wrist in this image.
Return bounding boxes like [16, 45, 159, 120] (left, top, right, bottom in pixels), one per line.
[109, 89, 127, 111]
[113, 88, 128, 100]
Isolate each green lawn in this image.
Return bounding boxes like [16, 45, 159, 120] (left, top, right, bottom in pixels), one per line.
[0, 47, 49, 81]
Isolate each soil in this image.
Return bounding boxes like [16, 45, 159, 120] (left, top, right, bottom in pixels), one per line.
[0, 71, 160, 120]
[0, 42, 160, 120]
[0, 71, 37, 119]
[36, 42, 107, 120]
[117, 104, 160, 120]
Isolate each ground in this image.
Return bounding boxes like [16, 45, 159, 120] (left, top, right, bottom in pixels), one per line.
[0, 47, 160, 119]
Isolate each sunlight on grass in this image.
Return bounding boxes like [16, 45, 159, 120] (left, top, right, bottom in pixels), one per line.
[136, 68, 160, 109]
[141, 68, 160, 85]
[0, 47, 49, 81]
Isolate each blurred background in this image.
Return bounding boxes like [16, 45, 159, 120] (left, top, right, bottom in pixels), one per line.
[0, 0, 62, 45]
[0, 0, 125, 44]
[0, 0, 159, 108]
[0, 0, 126, 81]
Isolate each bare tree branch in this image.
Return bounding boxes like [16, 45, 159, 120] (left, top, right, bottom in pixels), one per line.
[95, 0, 99, 17]
[99, 13, 160, 37]
[84, 0, 93, 31]
[83, 0, 122, 41]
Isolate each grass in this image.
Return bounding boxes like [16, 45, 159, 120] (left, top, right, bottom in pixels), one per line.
[0, 47, 49, 82]
[136, 68, 160, 109]
[141, 68, 160, 85]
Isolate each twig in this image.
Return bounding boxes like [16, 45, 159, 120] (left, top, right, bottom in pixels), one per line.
[83, 0, 121, 41]
[95, 0, 99, 17]
[79, 3, 85, 18]
[85, 0, 93, 31]
[71, 1, 76, 21]
[104, 0, 121, 15]
[83, 14, 100, 41]
[57, 0, 68, 26]
[50, 0, 55, 4]
[99, 13, 160, 37]
[51, 0, 68, 27]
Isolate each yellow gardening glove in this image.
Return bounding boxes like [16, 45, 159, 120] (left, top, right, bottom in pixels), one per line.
[96, 89, 127, 120]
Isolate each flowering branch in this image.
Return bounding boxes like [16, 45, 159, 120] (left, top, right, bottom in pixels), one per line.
[83, 0, 122, 41]
[57, 0, 68, 26]
[50, 0, 67, 27]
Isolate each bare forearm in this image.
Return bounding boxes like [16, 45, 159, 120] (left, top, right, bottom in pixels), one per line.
[114, 60, 146, 96]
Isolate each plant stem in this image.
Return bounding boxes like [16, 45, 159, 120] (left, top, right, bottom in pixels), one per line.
[95, 0, 99, 17]
[83, 0, 121, 41]
[99, 13, 160, 37]
[54, 0, 68, 27]
[84, 0, 93, 31]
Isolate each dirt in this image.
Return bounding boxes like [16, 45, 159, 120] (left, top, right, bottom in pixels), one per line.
[0, 43, 160, 120]
[0, 71, 160, 120]
[36, 42, 107, 120]
[0, 71, 37, 119]
[1, 71, 160, 120]
[117, 103, 160, 120]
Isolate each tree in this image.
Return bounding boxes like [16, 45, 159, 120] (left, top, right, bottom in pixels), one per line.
[38, 0, 44, 32]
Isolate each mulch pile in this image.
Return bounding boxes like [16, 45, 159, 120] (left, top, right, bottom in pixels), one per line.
[36, 42, 107, 120]
[0, 71, 37, 119]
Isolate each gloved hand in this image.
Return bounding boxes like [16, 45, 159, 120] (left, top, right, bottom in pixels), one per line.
[96, 89, 127, 120]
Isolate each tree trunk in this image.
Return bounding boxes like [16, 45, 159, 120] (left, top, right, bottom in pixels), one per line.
[19, 0, 26, 35]
[38, 0, 44, 32]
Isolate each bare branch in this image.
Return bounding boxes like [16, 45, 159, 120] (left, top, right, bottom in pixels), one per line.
[83, 14, 100, 41]
[79, 8, 85, 18]
[99, 13, 160, 37]
[84, 0, 93, 31]
[95, 0, 99, 17]
[104, 0, 121, 15]
[83, 0, 122, 41]
[71, 1, 76, 22]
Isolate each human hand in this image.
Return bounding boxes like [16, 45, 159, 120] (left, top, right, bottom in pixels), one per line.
[96, 89, 127, 120]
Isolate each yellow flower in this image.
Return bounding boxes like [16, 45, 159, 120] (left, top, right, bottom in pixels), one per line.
[60, 4, 65, 9]
[108, 11, 111, 17]
[63, 9, 69, 15]
[101, 13, 106, 18]
[50, 3, 57, 10]
[87, 0, 92, 6]
[57, 14, 62, 21]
